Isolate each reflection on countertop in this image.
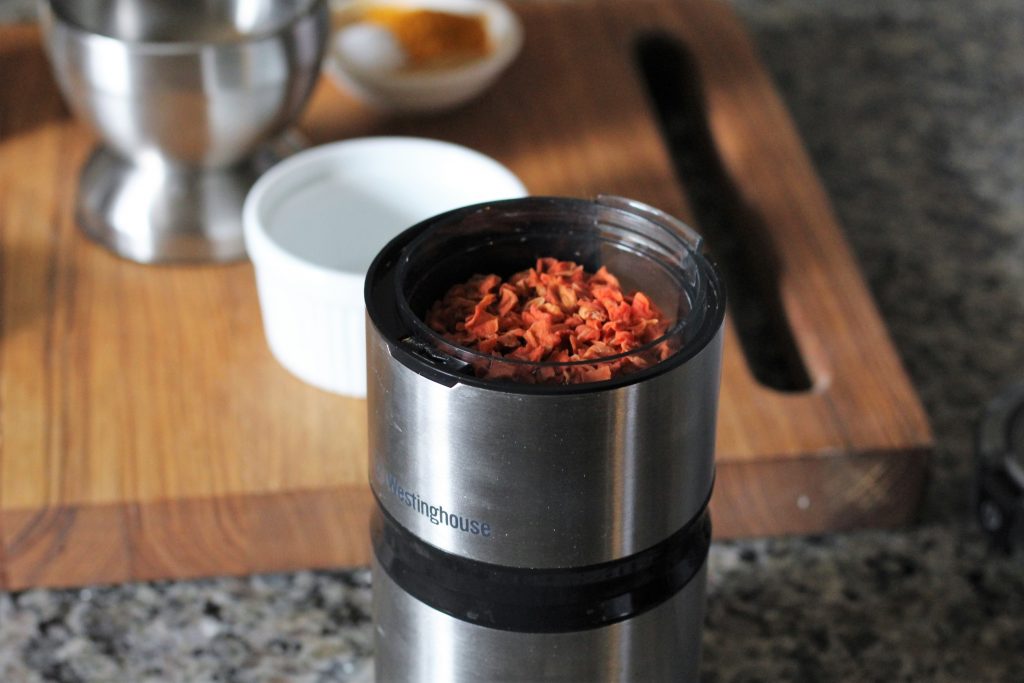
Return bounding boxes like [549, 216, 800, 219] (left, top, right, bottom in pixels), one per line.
[2, 0, 1024, 681]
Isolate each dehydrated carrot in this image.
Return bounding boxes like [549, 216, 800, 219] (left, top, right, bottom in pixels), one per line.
[425, 258, 673, 384]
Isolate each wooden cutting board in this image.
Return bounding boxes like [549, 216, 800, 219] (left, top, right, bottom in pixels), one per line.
[0, 0, 932, 589]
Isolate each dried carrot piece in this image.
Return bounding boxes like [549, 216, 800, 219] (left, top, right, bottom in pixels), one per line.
[424, 258, 673, 384]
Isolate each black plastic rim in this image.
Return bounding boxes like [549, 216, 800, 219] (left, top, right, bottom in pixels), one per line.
[372, 494, 712, 634]
[363, 196, 726, 395]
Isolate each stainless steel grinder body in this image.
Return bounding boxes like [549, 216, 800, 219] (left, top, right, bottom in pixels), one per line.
[364, 197, 725, 682]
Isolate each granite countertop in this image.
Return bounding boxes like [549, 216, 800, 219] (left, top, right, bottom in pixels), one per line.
[2, 0, 1024, 681]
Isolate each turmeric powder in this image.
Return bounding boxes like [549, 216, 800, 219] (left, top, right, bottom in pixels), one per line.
[361, 7, 491, 68]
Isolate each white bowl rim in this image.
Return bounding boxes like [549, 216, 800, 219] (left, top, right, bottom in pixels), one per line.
[243, 135, 528, 293]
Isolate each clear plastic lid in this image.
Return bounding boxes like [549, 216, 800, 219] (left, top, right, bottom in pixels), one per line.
[392, 195, 721, 386]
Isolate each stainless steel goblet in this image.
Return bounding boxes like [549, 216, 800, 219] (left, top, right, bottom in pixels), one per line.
[40, 0, 329, 263]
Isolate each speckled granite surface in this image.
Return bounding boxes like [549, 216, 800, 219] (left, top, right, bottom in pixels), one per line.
[3, 0, 1024, 681]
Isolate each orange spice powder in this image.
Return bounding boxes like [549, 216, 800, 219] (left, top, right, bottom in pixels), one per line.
[362, 7, 491, 68]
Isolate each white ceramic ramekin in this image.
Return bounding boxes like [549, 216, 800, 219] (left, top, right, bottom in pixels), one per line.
[243, 136, 527, 397]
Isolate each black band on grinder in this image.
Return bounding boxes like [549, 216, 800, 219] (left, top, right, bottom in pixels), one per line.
[372, 497, 712, 633]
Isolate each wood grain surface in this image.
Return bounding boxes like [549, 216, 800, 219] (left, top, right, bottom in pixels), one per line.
[0, 0, 932, 589]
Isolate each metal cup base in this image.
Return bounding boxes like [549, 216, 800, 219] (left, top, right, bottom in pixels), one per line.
[75, 132, 304, 264]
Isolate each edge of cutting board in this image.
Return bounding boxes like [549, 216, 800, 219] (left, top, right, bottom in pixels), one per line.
[0, 0, 932, 589]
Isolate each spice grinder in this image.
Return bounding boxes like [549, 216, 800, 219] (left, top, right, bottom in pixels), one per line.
[364, 196, 725, 681]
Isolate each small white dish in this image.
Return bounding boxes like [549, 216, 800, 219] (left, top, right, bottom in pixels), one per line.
[243, 136, 527, 397]
[326, 0, 523, 112]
